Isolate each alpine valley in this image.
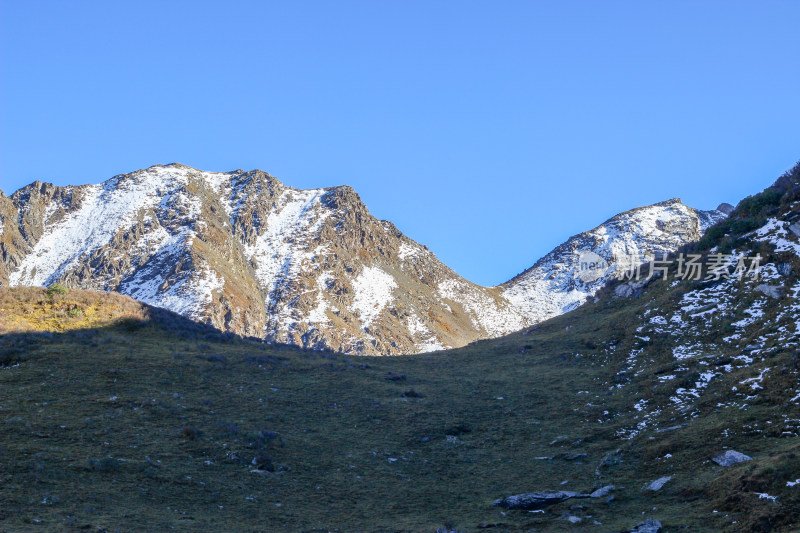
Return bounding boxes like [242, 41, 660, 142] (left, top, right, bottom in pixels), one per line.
[1, 162, 799, 532]
[0, 163, 729, 355]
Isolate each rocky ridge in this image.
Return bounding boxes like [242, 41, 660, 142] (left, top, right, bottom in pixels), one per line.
[0, 164, 726, 354]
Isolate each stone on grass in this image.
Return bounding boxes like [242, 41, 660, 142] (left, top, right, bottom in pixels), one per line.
[629, 519, 662, 533]
[712, 450, 752, 467]
[589, 485, 615, 498]
[494, 485, 615, 510]
[656, 424, 686, 433]
[493, 491, 581, 510]
[644, 476, 672, 491]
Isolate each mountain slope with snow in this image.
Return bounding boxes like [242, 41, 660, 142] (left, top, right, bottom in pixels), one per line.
[0, 164, 528, 354]
[501, 198, 728, 324]
[0, 164, 726, 354]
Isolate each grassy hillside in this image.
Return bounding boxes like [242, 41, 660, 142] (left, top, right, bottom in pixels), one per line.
[1, 165, 800, 532]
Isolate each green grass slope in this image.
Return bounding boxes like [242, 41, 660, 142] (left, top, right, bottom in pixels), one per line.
[1, 164, 800, 532]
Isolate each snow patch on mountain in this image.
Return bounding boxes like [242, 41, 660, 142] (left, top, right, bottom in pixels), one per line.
[753, 218, 800, 258]
[351, 266, 397, 326]
[407, 314, 448, 353]
[125, 256, 223, 319]
[398, 242, 420, 261]
[243, 188, 329, 299]
[307, 272, 333, 325]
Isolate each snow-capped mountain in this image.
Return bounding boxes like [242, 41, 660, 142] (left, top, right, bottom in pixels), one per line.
[0, 164, 527, 354]
[501, 198, 729, 324]
[0, 164, 727, 354]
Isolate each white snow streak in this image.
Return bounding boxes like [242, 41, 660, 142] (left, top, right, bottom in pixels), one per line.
[351, 266, 397, 326]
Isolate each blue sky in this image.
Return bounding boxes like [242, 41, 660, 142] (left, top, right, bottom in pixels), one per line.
[1, 1, 798, 285]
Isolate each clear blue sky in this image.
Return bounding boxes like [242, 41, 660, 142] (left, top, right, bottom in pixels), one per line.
[1, 1, 798, 285]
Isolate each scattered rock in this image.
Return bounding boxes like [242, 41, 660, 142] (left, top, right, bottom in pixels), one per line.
[589, 485, 615, 498]
[712, 450, 752, 467]
[656, 424, 687, 433]
[596, 448, 623, 476]
[493, 491, 581, 510]
[789, 221, 800, 238]
[690, 303, 717, 315]
[493, 485, 615, 510]
[644, 476, 672, 491]
[402, 389, 424, 398]
[777, 262, 793, 276]
[614, 274, 660, 299]
[565, 453, 588, 461]
[744, 344, 764, 352]
[756, 284, 783, 299]
[628, 519, 663, 533]
[384, 372, 406, 381]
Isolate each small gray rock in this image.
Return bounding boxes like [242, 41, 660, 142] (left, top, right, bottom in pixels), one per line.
[789, 221, 800, 238]
[644, 476, 672, 491]
[614, 284, 634, 298]
[596, 448, 623, 476]
[589, 485, 615, 498]
[656, 424, 687, 433]
[689, 303, 717, 315]
[712, 450, 752, 467]
[756, 284, 783, 299]
[629, 519, 663, 533]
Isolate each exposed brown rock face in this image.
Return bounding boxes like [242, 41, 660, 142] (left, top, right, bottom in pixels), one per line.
[1, 164, 725, 354]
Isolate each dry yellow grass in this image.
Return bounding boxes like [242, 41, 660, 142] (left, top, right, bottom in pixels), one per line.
[0, 287, 149, 334]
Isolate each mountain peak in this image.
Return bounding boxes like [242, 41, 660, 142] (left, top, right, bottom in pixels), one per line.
[654, 197, 683, 206]
[716, 202, 735, 215]
[501, 196, 728, 323]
